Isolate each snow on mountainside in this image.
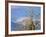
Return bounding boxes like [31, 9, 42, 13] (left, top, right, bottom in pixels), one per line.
[15, 17, 31, 23]
[15, 17, 33, 26]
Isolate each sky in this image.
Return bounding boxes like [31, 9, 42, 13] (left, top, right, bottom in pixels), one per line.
[11, 6, 41, 23]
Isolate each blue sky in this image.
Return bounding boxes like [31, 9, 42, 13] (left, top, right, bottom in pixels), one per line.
[11, 6, 41, 22]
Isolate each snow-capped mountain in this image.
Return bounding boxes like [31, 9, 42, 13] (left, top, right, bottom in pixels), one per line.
[11, 17, 40, 31]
